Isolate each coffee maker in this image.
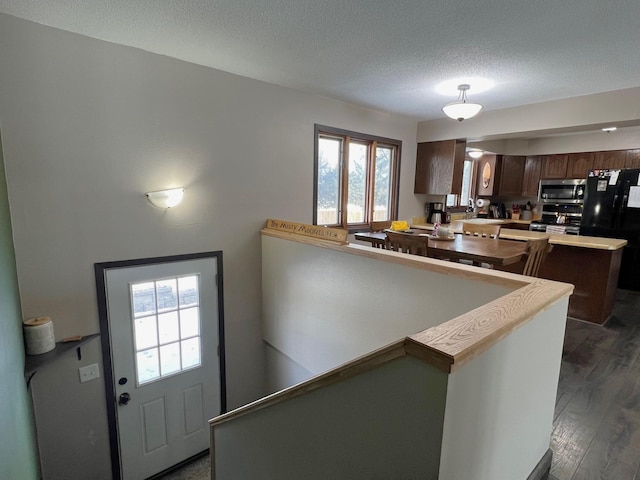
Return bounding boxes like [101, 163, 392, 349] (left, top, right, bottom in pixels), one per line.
[427, 202, 445, 224]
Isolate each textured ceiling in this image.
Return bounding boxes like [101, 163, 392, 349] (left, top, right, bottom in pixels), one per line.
[1, 0, 640, 121]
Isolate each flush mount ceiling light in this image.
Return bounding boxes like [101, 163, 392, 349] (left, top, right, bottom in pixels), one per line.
[602, 126, 617, 133]
[442, 84, 483, 121]
[145, 188, 184, 208]
[467, 149, 484, 159]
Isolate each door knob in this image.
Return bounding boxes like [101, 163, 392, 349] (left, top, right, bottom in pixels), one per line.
[118, 392, 131, 406]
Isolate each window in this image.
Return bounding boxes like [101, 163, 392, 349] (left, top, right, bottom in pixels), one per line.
[314, 125, 401, 230]
[445, 157, 476, 208]
[130, 275, 202, 385]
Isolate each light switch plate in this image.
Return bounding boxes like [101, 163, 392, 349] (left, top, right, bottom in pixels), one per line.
[79, 363, 100, 383]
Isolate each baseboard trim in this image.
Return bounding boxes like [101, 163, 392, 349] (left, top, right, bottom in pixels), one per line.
[526, 448, 553, 480]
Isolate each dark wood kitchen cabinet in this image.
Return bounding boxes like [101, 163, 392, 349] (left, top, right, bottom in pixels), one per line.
[414, 139, 466, 195]
[593, 150, 626, 170]
[541, 154, 568, 179]
[522, 156, 543, 197]
[625, 149, 640, 169]
[567, 152, 594, 179]
[498, 155, 526, 195]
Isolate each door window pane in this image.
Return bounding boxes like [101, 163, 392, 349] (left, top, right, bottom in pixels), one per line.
[132, 282, 156, 317]
[158, 311, 180, 344]
[131, 274, 203, 386]
[160, 343, 181, 376]
[156, 278, 177, 311]
[134, 316, 158, 350]
[181, 338, 201, 369]
[180, 307, 200, 339]
[348, 142, 367, 224]
[137, 348, 160, 384]
[178, 275, 199, 307]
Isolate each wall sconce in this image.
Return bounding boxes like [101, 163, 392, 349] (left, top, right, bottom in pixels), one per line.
[145, 188, 185, 208]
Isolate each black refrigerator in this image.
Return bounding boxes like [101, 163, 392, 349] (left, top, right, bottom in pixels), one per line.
[580, 168, 640, 290]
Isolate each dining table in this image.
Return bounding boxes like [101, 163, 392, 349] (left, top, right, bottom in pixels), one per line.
[354, 230, 528, 268]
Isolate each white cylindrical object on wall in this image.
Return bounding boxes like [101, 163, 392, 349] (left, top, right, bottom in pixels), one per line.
[23, 316, 56, 355]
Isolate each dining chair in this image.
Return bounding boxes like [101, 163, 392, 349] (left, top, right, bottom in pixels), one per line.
[521, 237, 552, 277]
[461, 222, 501, 239]
[370, 220, 393, 232]
[459, 222, 502, 267]
[366, 221, 393, 249]
[385, 230, 429, 257]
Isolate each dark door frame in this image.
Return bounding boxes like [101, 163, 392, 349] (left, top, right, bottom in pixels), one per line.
[94, 251, 227, 480]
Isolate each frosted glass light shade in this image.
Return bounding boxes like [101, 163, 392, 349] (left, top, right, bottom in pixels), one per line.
[467, 149, 484, 159]
[442, 101, 483, 121]
[146, 188, 184, 208]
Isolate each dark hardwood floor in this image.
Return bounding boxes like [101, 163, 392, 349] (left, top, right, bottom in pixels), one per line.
[549, 289, 640, 480]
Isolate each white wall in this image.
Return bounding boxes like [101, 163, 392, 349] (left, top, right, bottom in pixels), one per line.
[439, 298, 568, 480]
[472, 127, 640, 156]
[0, 13, 420, 479]
[214, 356, 448, 480]
[262, 235, 513, 383]
[418, 87, 640, 144]
[259, 233, 568, 480]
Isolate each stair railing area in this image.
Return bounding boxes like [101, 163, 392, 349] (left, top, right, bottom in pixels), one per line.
[208, 220, 574, 480]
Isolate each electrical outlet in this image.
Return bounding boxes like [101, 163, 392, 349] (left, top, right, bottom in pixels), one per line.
[79, 363, 100, 383]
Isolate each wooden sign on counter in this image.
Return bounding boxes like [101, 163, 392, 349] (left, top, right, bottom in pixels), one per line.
[265, 219, 348, 244]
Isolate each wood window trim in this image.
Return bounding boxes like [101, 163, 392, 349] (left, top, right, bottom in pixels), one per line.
[314, 124, 401, 232]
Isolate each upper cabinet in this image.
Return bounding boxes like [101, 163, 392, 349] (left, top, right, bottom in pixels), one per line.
[414, 139, 466, 195]
[522, 156, 543, 197]
[567, 152, 594, 179]
[497, 155, 526, 196]
[476, 154, 525, 197]
[541, 154, 568, 179]
[624, 150, 640, 169]
[594, 150, 626, 170]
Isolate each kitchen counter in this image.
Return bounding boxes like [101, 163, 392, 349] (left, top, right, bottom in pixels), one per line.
[412, 222, 627, 250]
[412, 219, 626, 325]
[496, 229, 624, 325]
[499, 229, 627, 250]
[412, 218, 529, 234]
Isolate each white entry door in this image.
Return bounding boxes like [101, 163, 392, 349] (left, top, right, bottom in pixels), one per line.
[104, 256, 222, 479]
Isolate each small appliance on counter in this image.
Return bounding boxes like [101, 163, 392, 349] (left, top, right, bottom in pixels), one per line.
[475, 199, 490, 218]
[426, 202, 446, 224]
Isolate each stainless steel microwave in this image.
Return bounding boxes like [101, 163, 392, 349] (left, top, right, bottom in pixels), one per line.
[538, 179, 586, 204]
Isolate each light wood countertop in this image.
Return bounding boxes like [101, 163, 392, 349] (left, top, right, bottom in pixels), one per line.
[412, 222, 627, 251]
[413, 219, 521, 233]
[499, 229, 627, 250]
